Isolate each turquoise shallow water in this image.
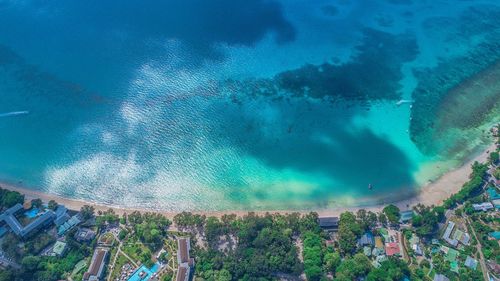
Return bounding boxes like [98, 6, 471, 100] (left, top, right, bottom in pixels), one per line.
[0, 0, 499, 211]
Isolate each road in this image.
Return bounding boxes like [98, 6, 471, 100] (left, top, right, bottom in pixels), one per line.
[465, 216, 489, 281]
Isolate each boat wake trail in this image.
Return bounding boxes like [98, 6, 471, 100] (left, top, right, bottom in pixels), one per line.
[0, 111, 29, 118]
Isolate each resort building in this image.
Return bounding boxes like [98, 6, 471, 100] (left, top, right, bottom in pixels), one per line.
[399, 210, 414, 223]
[75, 227, 97, 242]
[0, 203, 65, 239]
[472, 202, 494, 211]
[318, 217, 339, 232]
[442, 221, 458, 247]
[83, 248, 109, 281]
[54, 205, 70, 226]
[176, 237, 194, 281]
[58, 214, 82, 236]
[50, 241, 67, 257]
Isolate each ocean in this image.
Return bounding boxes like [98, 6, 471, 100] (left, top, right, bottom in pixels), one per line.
[0, 0, 499, 211]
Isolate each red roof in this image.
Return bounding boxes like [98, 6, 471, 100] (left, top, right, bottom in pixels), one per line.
[385, 242, 400, 256]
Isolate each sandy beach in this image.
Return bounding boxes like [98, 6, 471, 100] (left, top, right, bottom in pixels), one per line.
[0, 143, 496, 219]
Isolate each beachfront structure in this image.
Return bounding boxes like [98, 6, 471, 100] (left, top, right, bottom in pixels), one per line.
[0, 203, 68, 239]
[58, 214, 82, 235]
[399, 210, 414, 223]
[318, 217, 339, 231]
[54, 205, 70, 226]
[176, 237, 194, 281]
[83, 248, 109, 281]
[472, 202, 494, 211]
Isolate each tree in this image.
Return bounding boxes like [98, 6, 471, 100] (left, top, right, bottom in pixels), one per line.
[338, 212, 361, 256]
[80, 205, 95, 220]
[22, 255, 41, 272]
[489, 151, 499, 164]
[383, 205, 400, 224]
[378, 213, 387, 225]
[366, 258, 410, 281]
[324, 250, 341, 274]
[335, 253, 371, 280]
[31, 198, 43, 209]
[0, 189, 24, 209]
[48, 200, 58, 210]
[217, 269, 232, 281]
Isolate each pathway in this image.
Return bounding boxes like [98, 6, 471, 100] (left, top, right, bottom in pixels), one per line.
[465, 217, 489, 281]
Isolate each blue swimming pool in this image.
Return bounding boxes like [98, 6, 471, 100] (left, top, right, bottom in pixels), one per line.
[127, 263, 160, 281]
[24, 208, 40, 218]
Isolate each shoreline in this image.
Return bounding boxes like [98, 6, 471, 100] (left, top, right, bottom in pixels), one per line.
[0, 143, 495, 219]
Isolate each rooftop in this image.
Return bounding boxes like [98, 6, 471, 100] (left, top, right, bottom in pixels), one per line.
[464, 256, 478, 270]
[52, 241, 67, 256]
[318, 217, 339, 229]
[385, 242, 400, 256]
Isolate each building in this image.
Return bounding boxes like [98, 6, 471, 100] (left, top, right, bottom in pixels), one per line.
[442, 221, 458, 247]
[75, 227, 97, 242]
[374, 236, 384, 250]
[54, 206, 70, 226]
[358, 232, 374, 247]
[176, 237, 194, 281]
[433, 274, 450, 281]
[83, 248, 109, 281]
[385, 242, 400, 256]
[472, 202, 494, 212]
[58, 214, 82, 235]
[399, 210, 414, 223]
[452, 229, 470, 245]
[492, 199, 500, 209]
[51, 241, 67, 257]
[0, 203, 55, 239]
[464, 256, 478, 270]
[318, 217, 339, 231]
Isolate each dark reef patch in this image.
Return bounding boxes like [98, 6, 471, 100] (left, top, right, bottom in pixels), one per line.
[205, 96, 417, 205]
[18, 0, 295, 63]
[410, 6, 500, 156]
[224, 28, 418, 103]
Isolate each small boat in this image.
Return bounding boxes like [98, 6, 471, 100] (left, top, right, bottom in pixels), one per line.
[368, 184, 373, 190]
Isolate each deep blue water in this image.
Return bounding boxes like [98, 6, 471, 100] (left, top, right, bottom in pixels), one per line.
[0, 0, 499, 210]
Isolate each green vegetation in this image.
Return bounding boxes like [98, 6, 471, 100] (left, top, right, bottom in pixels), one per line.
[0, 187, 24, 210]
[382, 204, 400, 224]
[302, 231, 324, 280]
[443, 162, 489, 208]
[127, 211, 171, 251]
[337, 212, 362, 256]
[194, 213, 306, 280]
[412, 204, 444, 237]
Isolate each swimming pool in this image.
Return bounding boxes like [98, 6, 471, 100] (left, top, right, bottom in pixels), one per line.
[24, 208, 40, 218]
[127, 263, 160, 281]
